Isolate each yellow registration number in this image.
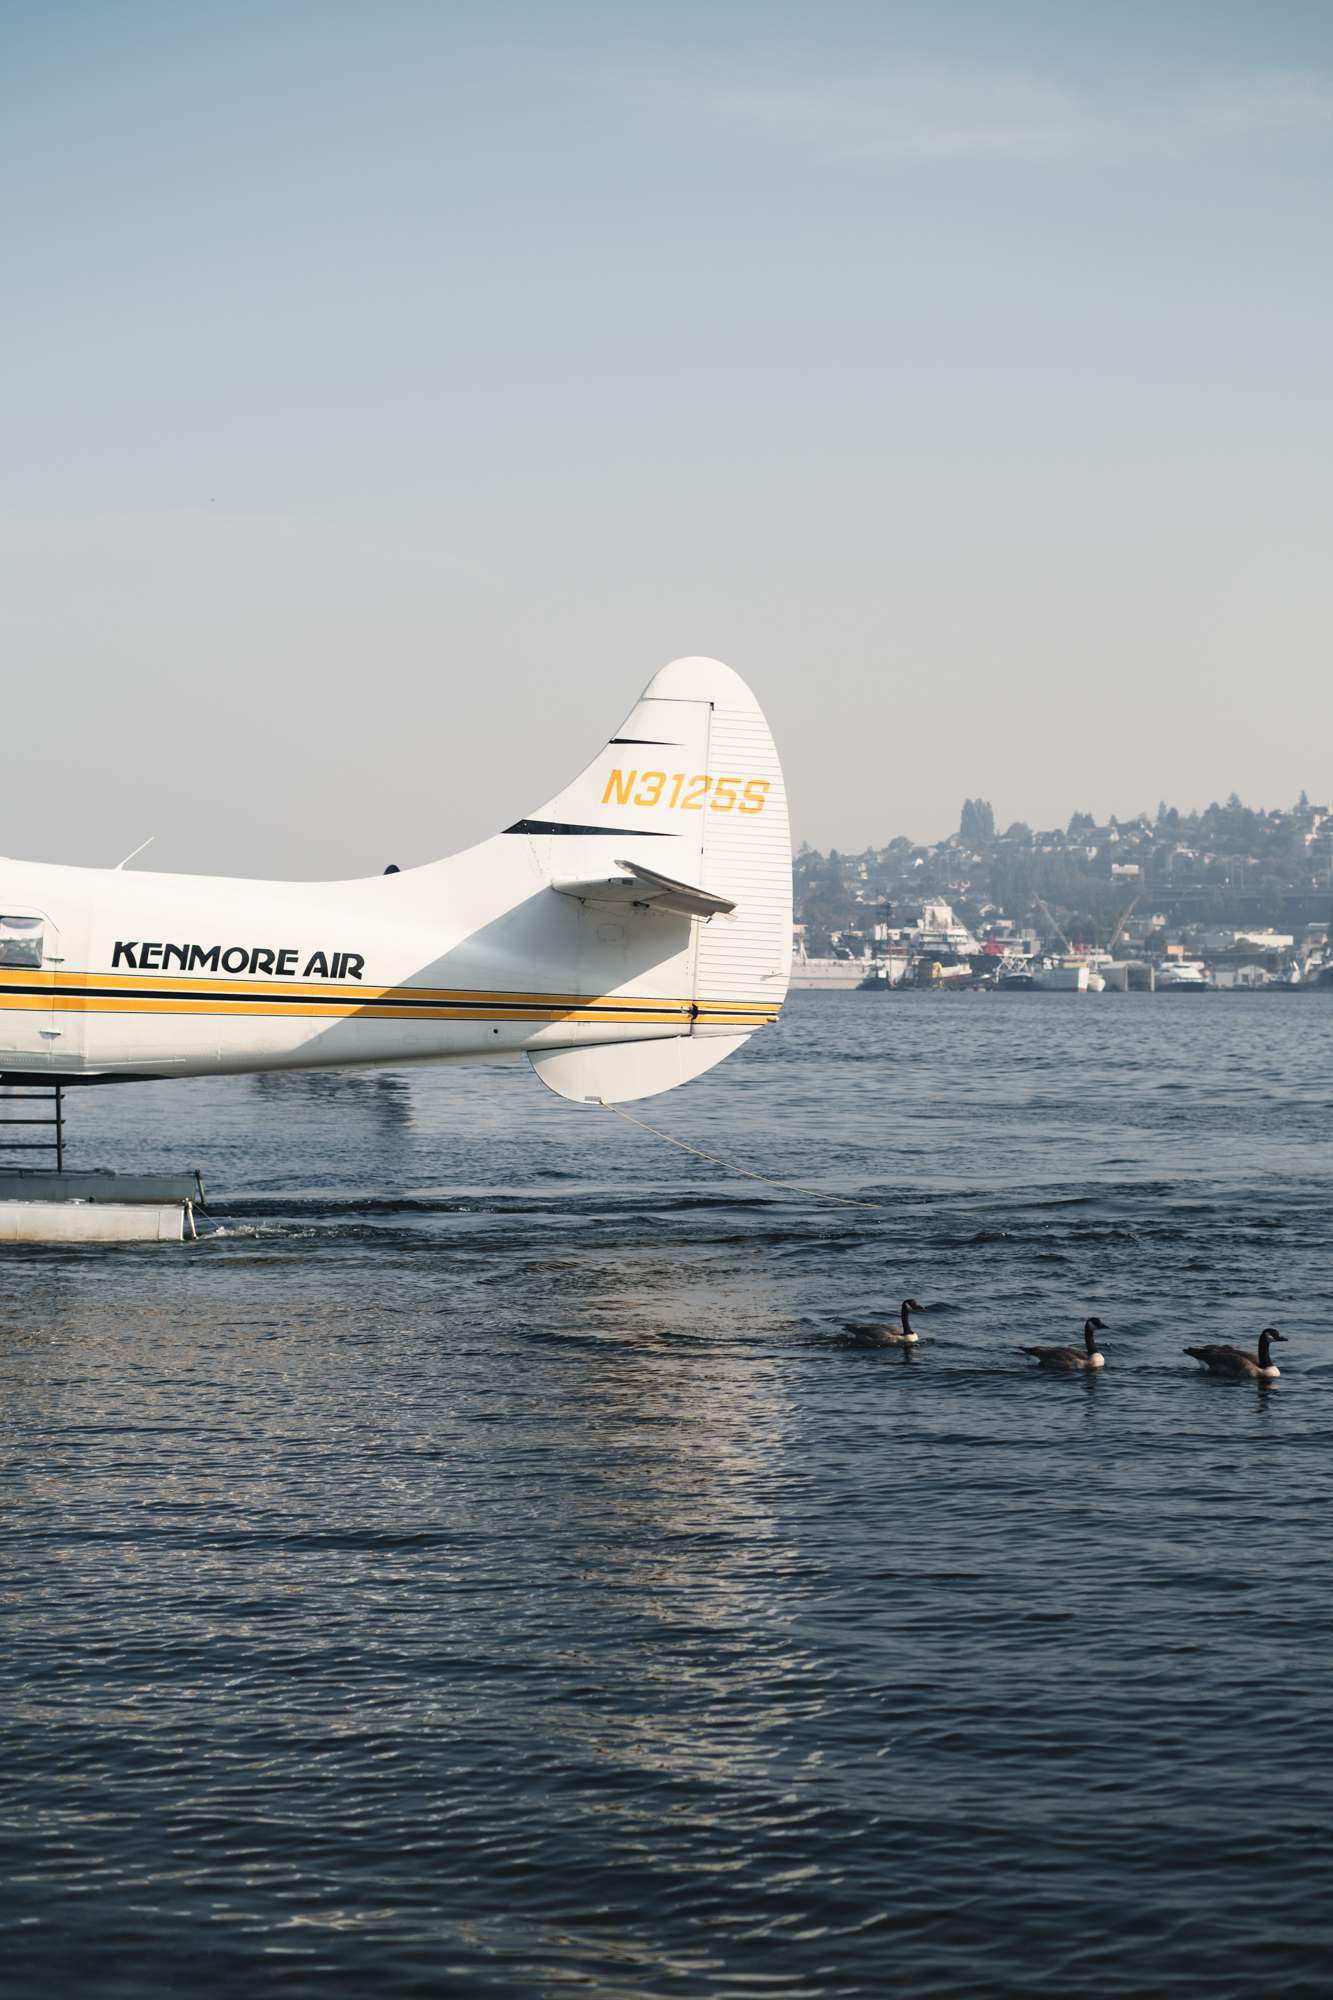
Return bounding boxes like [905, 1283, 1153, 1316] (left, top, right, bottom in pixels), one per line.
[601, 770, 770, 813]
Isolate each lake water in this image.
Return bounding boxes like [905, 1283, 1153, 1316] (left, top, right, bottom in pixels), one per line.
[4, 991, 1333, 1997]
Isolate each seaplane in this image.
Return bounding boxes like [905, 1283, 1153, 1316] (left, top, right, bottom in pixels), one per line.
[0, 657, 791, 1110]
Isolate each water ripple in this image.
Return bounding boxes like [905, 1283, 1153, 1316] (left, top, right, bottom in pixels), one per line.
[4, 993, 1332, 1995]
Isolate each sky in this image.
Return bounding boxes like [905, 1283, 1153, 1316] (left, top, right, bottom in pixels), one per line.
[3, 1, 1332, 877]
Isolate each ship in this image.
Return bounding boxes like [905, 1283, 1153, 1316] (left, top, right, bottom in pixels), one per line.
[1156, 959, 1214, 992]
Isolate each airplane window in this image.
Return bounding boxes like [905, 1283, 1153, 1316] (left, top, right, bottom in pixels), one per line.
[0, 915, 44, 968]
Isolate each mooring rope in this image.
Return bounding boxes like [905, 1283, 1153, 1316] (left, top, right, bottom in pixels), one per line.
[598, 1099, 894, 1211]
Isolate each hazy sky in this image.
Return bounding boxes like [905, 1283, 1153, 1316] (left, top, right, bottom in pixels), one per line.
[4, 2, 1331, 877]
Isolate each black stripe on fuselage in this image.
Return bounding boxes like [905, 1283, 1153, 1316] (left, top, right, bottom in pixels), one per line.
[0, 981, 691, 1016]
[502, 819, 676, 837]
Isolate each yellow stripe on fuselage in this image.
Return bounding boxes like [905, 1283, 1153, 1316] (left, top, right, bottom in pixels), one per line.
[0, 967, 778, 1028]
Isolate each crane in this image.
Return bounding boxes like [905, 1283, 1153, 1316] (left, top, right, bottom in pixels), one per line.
[1033, 896, 1072, 955]
[1106, 890, 1141, 957]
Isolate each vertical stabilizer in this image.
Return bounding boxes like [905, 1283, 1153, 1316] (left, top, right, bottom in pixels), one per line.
[525, 657, 791, 1102]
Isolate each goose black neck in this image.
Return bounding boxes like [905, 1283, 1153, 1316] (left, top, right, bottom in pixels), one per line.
[1084, 1320, 1098, 1354]
[1258, 1331, 1274, 1361]
[900, 1301, 914, 1334]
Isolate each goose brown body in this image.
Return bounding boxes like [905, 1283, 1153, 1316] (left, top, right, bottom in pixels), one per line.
[1019, 1316, 1107, 1371]
[1184, 1328, 1285, 1379]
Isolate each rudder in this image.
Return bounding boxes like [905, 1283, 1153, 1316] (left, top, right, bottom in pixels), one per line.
[524, 656, 791, 1102]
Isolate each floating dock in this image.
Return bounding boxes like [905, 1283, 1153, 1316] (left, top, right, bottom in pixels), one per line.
[0, 1085, 203, 1242]
[0, 1170, 204, 1243]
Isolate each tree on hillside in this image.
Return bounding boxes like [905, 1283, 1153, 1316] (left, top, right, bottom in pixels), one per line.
[1202, 794, 1263, 853]
[960, 798, 995, 846]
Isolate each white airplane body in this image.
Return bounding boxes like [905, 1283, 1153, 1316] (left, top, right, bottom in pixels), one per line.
[0, 658, 790, 1105]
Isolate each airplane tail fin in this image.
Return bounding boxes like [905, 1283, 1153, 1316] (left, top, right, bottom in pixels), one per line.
[515, 657, 791, 1103]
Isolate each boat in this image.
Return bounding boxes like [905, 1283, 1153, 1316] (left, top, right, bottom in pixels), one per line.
[1033, 956, 1105, 993]
[1156, 959, 1214, 992]
[1035, 961, 1089, 992]
[857, 957, 910, 990]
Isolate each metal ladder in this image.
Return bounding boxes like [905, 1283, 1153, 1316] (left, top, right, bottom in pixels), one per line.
[0, 1083, 66, 1171]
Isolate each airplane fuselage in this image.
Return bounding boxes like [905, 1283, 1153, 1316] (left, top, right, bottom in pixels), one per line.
[0, 849, 775, 1083]
[0, 658, 791, 1103]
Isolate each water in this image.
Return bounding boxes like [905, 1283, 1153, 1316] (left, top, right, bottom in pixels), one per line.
[4, 992, 1333, 1998]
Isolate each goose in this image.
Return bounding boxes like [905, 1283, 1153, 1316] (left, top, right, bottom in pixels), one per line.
[843, 1298, 923, 1346]
[1184, 1327, 1285, 1380]
[1018, 1316, 1107, 1371]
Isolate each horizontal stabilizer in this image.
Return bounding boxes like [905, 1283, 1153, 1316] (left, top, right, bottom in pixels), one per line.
[551, 858, 736, 921]
[529, 1032, 751, 1104]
